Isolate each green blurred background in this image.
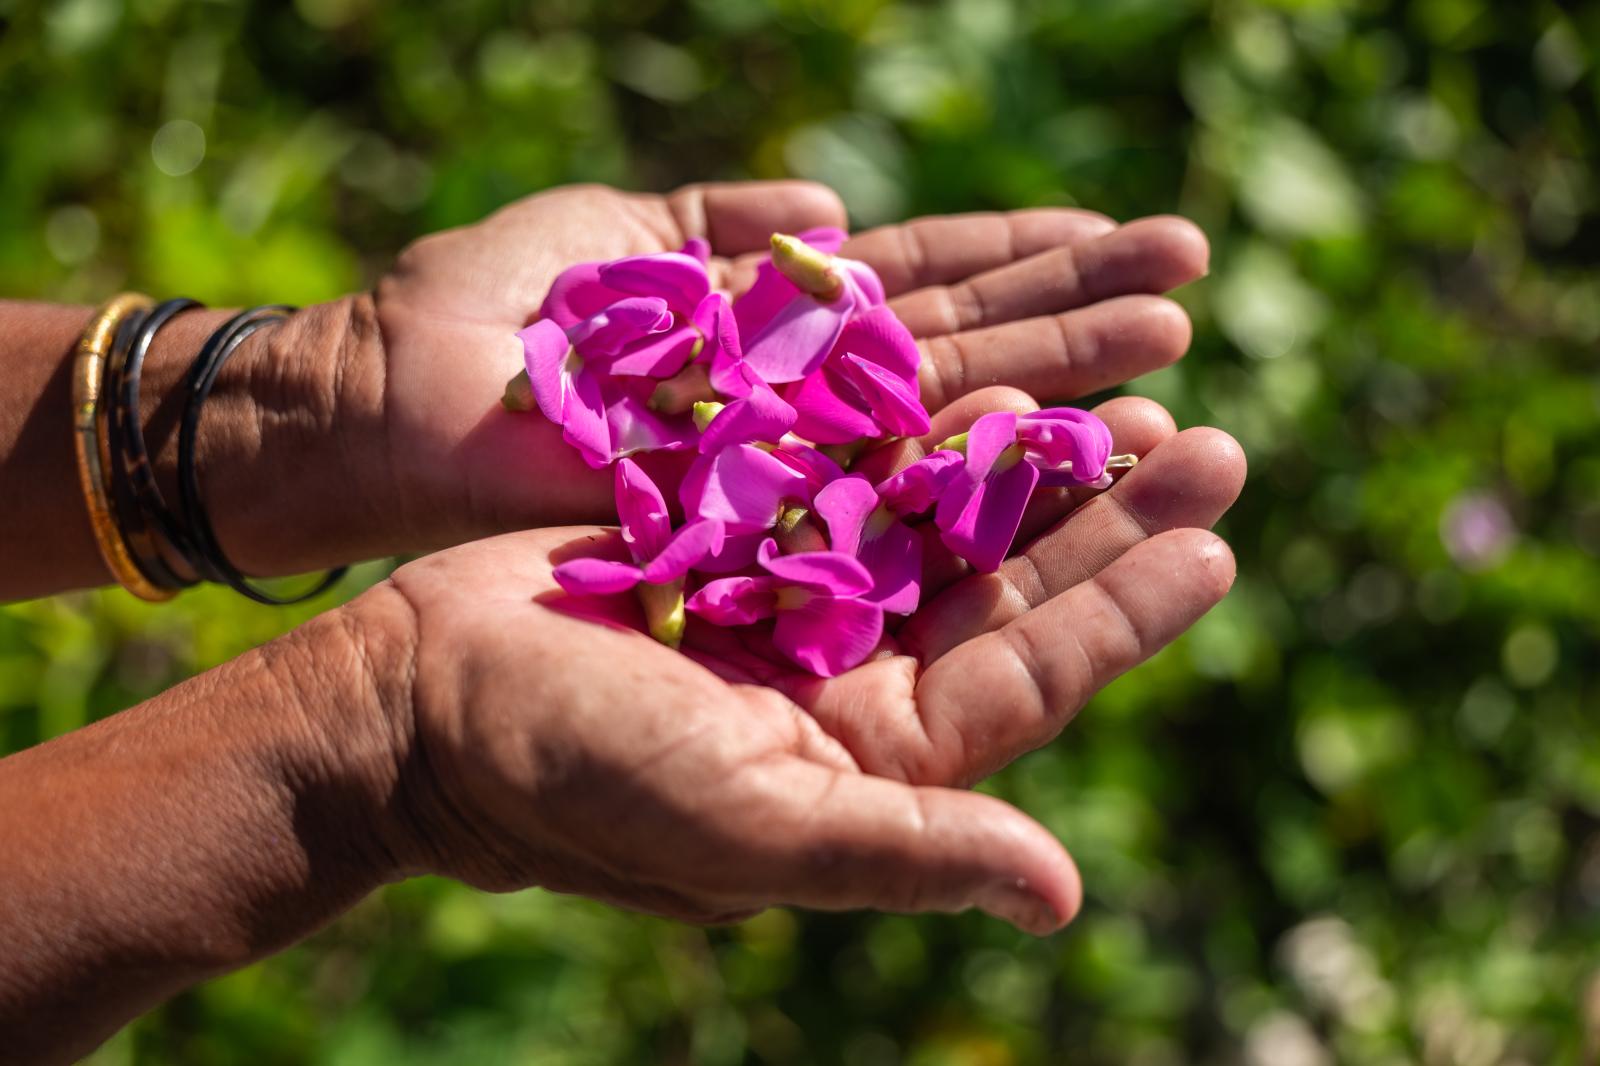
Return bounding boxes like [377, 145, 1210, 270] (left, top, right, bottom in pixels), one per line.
[3, 0, 1598, 1062]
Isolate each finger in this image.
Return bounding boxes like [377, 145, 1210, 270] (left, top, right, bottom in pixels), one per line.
[912, 529, 1236, 785]
[852, 385, 1039, 485]
[905, 427, 1245, 662]
[919, 294, 1192, 410]
[912, 396, 1183, 598]
[696, 757, 1081, 934]
[889, 215, 1211, 337]
[666, 180, 848, 255]
[841, 208, 1118, 298]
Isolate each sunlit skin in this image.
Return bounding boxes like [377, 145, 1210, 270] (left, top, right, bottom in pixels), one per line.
[0, 181, 1245, 1063]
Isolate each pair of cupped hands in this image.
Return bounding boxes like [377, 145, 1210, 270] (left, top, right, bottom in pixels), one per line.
[351, 180, 1245, 935]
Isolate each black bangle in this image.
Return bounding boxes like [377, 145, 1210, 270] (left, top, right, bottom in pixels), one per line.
[114, 296, 204, 586]
[177, 305, 348, 606]
[104, 305, 190, 592]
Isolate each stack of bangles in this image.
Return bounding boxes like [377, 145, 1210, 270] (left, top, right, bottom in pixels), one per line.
[70, 294, 345, 605]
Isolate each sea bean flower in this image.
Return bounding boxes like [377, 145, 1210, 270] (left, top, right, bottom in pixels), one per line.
[812, 451, 965, 614]
[783, 305, 930, 444]
[734, 228, 887, 384]
[517, 241, 723, 467]
[686, 538, 884, 677]
[935, 408, 1124, 573]
[552, 459, 724, 646]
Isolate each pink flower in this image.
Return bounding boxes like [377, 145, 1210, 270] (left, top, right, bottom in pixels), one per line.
[553, 459, 724, 595]
[733, 228, 887, 384]
[686, 539, 885, 677]
[520, 243, 720, 468]
[783, 306, 930, 444]
[936, 408, 1114, 573]
[811, 452, 963, 614]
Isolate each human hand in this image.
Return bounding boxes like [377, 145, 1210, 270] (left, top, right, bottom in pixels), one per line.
[355, 180, 1207, 559]
[351, 389, 1242, 930]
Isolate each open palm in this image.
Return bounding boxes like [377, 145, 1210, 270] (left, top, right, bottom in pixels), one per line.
[371, 180, 1210, 553]
[383, 386, 1242, 932]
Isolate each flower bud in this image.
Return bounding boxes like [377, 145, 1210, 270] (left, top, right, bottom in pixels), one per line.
[637, 580, 687, 649]
[773, 507, 828, 554]
[649, 362, 716, 414]
[771, 233, 843, 300]
[692, 401, 726, 433]
[501, 369, 536, 412]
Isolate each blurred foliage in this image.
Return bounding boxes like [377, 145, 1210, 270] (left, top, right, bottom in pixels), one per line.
[3, 0, 1600, 1062]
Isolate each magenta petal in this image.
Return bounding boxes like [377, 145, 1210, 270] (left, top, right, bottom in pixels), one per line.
[539, 263, 629, 329]
[681, 445, 806, 532]
[732, 262, 799, 340]
[796, 226, 848, 253]
[615, 459, 672, 561]
[700, 382, 797, 453]
[936, 458, 1039, 574]
[564, 366, 613, 468]
[813, 475, 880, 556]
[686, 575, 781, 625]
[859, 519, 922, 614]
[682, 237, 711, 264]
[841, 354, 930, 437]
[838, 258, 886, 307]
[758, 538, 874, 596]
[608, 326, 700, 377]
[742, 294, 854, 383]
[877, 450, 965, 515]
[553, 558, 644, 596]
[770, 442, 845, 496]
[837, 305, 920, 377]
[641, 518, 724, 584]
[519, 319, 572, 427]
[599, 252, 711, 318]
[785, 370, 881, 444]
[695, 528, 765, 573]
[1018, 407, 1113, 481]
[964, 410, 1021, 481]
[773, 595, 883, 677]
[568, 297, 673, 356]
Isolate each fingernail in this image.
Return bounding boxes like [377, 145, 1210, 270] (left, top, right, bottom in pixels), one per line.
[974, 877, 1062, 936]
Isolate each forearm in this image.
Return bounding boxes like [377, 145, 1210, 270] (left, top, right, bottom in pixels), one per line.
[0, 298, 391, 601]
[0, 591, 415, 1064]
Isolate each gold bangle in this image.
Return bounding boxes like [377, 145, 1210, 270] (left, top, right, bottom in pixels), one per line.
[71, 292, 175, 601]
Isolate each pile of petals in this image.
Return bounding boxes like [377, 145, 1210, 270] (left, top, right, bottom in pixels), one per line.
[505, 230, 1129, 677]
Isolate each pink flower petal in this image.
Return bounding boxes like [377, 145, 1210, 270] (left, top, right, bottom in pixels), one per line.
[784, 369, 881, 444]
[699, 381, 797, 453]
[837, 257, 885, 307]
[686, 575, 781, 625]
[539, 263, 629, 329]
[813, 475, 880, 556]
[615, 459, 672, 562]
[1018, 407, 1113, 482]
[741, 293, 855, 384]
[567, 297, 673, 356]
[877, 450, 965, 515]
[936, 457, 1038, 573]
[519, 319, 572, 427]
[641, 518, 725, 584]
[564, 364, 613, 468]
[757, 538, 874, 596]
[773, 595, 883, 677]
[859, 518, 922, 614]
[553, 557, 645, 596]
[680, 445, 807, 532]
[964, 410, 1020, 481]
[607, 326, 700, 377]
[681, 237, 711, 264]
[605, 395, 694, 459]
[732, 261, 798, 340]
[770, 442, 845, 496]
[836, 305, 919, 377]
[796, 226, 848, 253]
[695, 528, 765, 573]
[841, 354, 930, 437]
[599, 252, 711, 318]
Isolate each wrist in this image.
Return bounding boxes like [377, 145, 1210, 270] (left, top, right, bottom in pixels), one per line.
[141, 295, 392, 578]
